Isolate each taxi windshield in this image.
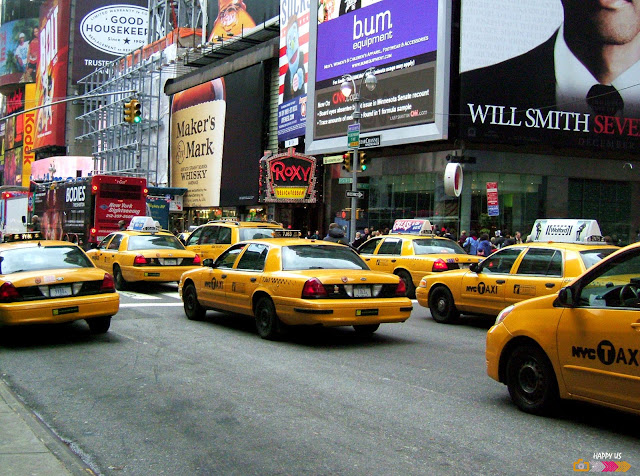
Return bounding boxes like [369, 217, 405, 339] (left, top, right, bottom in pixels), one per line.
[580, 248, 618, 269]
[238, 228, 278, 240]
[281, 245, 368, 271]
[0, 246, 93, 274]
[128, 235, 185, 251]
[413, 238, 465, 255]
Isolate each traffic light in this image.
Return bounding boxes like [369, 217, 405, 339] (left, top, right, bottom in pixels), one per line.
[123, 101, 133, 123]
[123, 99, 142, 123]
[130, 99, 141, 123]
[342, 152, 352, 172]
[358, 151, 368, 171]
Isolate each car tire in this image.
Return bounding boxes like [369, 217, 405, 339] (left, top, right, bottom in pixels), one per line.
[183, 283, 206, 321]
[506, 344, 559, 415]
[113, 265, 128, 291]
[87, 316, 111, 334]
[255, 297, 281, 340]
[396, 270, 415, 299]
[353, 324, 380, 335]
[428, 286, 460, 323]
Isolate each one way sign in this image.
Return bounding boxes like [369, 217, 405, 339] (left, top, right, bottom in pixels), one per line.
[345, 191, 364, 199]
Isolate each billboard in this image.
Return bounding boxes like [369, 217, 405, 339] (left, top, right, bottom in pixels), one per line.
[0, 19, 40, 87]
[306, 0, 451, 154]
[170, 64, 265, 208]
[34, 0, 70, 151]
[460, 0, 640, 152]
[72, 0, 149, 83]
[208, 0, 279, 43]
[277, 0, 310, 142]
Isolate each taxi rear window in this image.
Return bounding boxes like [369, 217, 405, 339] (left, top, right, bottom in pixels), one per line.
[239, 228, 279, 241]
[413, 239, 465, 255]
[281, 245, 368, 271]
[580, 248, 617, 269]
[128, 235, 185, 251]
[0, 246, 93, 274]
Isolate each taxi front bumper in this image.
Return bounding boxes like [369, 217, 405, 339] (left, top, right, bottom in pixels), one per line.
[122, 265, 199, 283]
[0, 293, 120, 326]
[486, 322, 513, 383]
[274, 297, 413, 327]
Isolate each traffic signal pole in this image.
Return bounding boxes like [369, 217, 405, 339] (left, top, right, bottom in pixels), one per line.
[349, 93, 361, 244]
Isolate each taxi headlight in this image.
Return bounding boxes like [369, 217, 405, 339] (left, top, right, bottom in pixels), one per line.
[495, 305, 514, 326]
[418, 278, 428, 288]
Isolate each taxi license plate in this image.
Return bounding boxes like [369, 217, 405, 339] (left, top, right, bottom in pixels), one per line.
[163, 258, 177, 266]
[353, 286, 371, 298]
[50, 285, 72, 298]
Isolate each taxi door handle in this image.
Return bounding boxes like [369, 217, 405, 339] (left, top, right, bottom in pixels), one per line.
[631, 323, 640, 329]
[250, 277, 257, 282]
[496, 279, 506, 284]
[364, 258, 371, 261]
[545, 283, 556, 288]
[221, 274, 227, 279]
[391, 259, 397, 263]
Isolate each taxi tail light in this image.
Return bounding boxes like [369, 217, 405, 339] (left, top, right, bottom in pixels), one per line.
[432, 259, 449, 272]
[133, 255, 148, 265]
[301, 278, 328, 298]
[396, 279, 407, 297]
[193, 254, 201, 265]
[0, 282, 20, 302]
[101, 273, 115, 291]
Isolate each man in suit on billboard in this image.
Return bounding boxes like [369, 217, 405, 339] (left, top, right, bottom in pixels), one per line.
[462, 0, 640, 119]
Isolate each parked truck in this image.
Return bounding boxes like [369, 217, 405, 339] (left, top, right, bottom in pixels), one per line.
[0, 188, 30, 237]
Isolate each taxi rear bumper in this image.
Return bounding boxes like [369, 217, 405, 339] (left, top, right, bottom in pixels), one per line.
[277, 297, 413, 326]
[0, 293, 120, 326]
[123, 266, 199, 283]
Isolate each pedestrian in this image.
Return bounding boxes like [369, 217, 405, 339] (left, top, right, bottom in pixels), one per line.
[503, 232, 516, 247]
[30, 215, 40, 232]
[463, 230, 478, 255]
[311, 229, 320, 239]
[477, 233, 493, 257]
[118, 219, 127, 231]
[494, 230, 505, 249]
[323, 223, 349, 245]
[363, 227, 370, 240]
[458, 230, 468, 247]
[514, 231, 523, 244]
[352, 231, 367, 248]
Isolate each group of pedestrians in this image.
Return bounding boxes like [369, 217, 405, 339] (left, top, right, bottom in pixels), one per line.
[458, 229, 523, 256]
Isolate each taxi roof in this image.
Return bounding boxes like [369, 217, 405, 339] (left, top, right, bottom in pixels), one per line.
[204, 219, 282, 227]
[236, 238, 346, 247]
[0, 239, 79, 250]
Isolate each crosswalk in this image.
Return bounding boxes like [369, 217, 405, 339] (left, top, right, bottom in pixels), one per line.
[118, 289, 183, 308]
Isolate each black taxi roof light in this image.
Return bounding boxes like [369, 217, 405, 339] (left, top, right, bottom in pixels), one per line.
[3, 232, 43, 243]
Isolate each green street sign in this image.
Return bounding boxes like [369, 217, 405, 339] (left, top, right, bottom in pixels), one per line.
[347, 123, 360, 148]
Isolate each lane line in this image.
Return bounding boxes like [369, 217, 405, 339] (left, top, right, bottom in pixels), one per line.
[120, 302, 184, 308]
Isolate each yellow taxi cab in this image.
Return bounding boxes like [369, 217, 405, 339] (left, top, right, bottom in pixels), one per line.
[178, 232, 413, 340]
[86, 217, 201, 290]
[0, 232, 119, 334]
[184, 219, 283, 261]
[486, 240, 640, 416]
[357, 219, 482, 298]
[416, 219, 619, 323]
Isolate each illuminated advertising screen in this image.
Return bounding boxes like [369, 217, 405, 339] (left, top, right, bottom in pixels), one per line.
[0, 19, 40, 87]
[207, 0, 279, 43]
[34, 0, 70, 151]
[306, 0, 451, 155]
[277, 0, 310, 142]
[72, 0, 149, 83]
[460, 0, 640, 152]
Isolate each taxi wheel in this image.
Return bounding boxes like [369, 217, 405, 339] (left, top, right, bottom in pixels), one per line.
[396, 270, 415, 299]
[353, 324, 380, 335]
[428, 286, 460, 324]
[506, 344, 559, 415]
[183, 283, 206, 321]
[87, 316, 111, 334]
[255, 297, 282, 340]
[113, 265, 128, 291]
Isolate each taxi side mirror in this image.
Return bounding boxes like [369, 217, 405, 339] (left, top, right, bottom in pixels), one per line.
[469, 263, 480, 273]
[202, 258, 215, 267]
[556, 287, 575, 307]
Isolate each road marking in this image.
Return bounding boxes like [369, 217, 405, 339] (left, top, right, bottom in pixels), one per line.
[120, 302, 183, 308]
[118, 291, 161, 299]
[160, 292, 181, 300]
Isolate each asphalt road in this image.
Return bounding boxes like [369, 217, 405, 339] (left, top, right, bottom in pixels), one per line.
[0, 284, 638, 475]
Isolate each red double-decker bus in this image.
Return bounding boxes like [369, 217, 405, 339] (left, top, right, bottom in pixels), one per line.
[34, 175, 148, 248]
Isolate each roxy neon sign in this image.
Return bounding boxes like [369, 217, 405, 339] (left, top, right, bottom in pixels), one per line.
[270, 161, 312, 182]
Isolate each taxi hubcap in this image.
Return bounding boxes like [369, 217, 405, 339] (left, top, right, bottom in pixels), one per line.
[436, 298, 447, 313]
[518, 360, 543, 395]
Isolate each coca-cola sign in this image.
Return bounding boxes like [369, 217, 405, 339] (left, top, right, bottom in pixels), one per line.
[259, 148, 317, 203]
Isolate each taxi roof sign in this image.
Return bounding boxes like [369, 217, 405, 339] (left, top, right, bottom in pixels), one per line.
[391, 219, 435, 235]
[3, 232, 43, 242]
[529, 219, 604, 243]
[273, 229, 300, 238]
[128, 216, 160, 233]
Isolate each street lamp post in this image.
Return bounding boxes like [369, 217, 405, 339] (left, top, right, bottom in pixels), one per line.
[340, 67, 377, 243]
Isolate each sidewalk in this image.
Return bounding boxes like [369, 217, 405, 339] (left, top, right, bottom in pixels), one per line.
[0, 379, 94, 476]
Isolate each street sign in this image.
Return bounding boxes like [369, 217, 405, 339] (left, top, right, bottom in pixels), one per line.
[360, 135, 381, 148]
[348, 123, 360, 148]
[346, 190, 364, 199]
[323, 155, 344, 165]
